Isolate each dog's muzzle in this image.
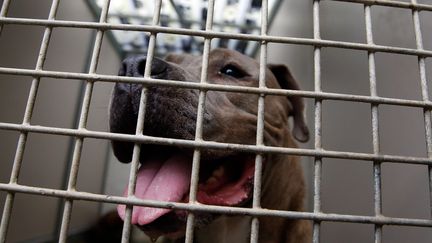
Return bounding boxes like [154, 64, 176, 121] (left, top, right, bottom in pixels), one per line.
[109, 54, 256, 238]
[119, 55, 168, 78]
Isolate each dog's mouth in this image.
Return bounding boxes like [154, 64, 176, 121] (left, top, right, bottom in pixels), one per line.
[117, 146, 256, 238]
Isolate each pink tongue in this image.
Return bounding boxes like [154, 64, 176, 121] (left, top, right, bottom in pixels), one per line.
[117, 154, 192, 225]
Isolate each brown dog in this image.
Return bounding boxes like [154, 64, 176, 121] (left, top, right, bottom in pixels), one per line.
[109, 48, 311, 243]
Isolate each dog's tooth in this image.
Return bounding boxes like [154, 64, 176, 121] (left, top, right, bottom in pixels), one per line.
[206, 176, 218, 185]
[213, 166, 225, 178]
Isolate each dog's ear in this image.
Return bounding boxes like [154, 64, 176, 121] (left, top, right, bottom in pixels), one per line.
[268, 64, 309, 142]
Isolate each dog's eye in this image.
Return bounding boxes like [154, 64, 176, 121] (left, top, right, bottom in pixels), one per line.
[219, 64, 247, 79]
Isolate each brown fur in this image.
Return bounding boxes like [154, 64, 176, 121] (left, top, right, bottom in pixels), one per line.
[109, 48, 311, 242]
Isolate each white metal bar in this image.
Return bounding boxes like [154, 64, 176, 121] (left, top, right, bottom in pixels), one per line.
[0, 0, 11, 35]
[119, 1, 163, 242]
[250, 0, 268, 242]
[184, 0, 216, 242]
[2, 122, 432, 166]
[58, 0, 111, 242]
[1, 183, 431, 227]
[364, 4, 383, 243]
[0, 0, 60, 242]
[313, 0, 322, 242]
[0, 0, 10, 17]
[1, 17, 432, 57]
[410, 0, 432, 220]
[2, 67, 432, 108]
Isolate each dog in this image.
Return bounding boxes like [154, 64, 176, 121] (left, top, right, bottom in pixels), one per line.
[109, 48, 311, 243]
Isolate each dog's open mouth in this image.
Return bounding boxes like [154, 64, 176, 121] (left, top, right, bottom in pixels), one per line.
[117, 146, 255, 236]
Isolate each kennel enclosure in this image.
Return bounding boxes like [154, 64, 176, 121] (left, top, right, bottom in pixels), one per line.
[0, 0, 432, 242]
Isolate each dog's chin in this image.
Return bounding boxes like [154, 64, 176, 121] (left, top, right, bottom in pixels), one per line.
[136, 209, 215, 240]
[117, 146, 256, 240]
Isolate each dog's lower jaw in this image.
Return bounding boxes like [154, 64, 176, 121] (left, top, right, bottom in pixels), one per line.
[192, 153, 310, 243]
[196, 140, 309, 243]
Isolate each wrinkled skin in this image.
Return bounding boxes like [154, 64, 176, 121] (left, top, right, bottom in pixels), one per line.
[109, 48, 311, 243]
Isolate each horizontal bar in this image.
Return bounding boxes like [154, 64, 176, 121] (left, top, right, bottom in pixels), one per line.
[0, 122, 431, 165]
[0, 67, 431, 109]
[327, 0, 432, 11]
[0, 17, 432, 57]
[0, 183, 430, 228]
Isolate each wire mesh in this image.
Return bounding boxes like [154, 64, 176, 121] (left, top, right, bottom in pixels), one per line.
[0, 0, 431, 242]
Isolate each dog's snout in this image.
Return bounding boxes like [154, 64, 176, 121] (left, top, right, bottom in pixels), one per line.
[119, 56, 168, 77]
[150, 58, 168, 76]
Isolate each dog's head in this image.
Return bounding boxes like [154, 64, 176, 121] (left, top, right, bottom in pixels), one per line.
[109, 48, 309, 239]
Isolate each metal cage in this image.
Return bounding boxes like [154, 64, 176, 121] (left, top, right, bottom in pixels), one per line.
[0, 0, 432, 242]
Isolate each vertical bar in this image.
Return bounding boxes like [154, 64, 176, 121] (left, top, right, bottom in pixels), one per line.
[57, 1, 111, 242]
[411, 0, 432, 219]
[0, 1, 60, 242]
[364, 4, 382, 243]
[0, 0, 11, 35]
[312, 1, 322, 243]
[0, 0, 11, 17]
[184, 1, 216, 242]
[250, 0, 268, 243]
[119, 1, 162, 243]
[53, 30, 98, 238]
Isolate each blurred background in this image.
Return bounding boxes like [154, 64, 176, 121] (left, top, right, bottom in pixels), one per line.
[0, 0, 432, 242]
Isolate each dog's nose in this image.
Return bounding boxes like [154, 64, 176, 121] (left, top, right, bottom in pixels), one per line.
[119, 56, 168, 77]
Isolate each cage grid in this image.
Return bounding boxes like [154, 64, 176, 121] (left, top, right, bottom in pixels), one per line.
[85, 0, 284, 58]
[0, 0, 432, 243]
